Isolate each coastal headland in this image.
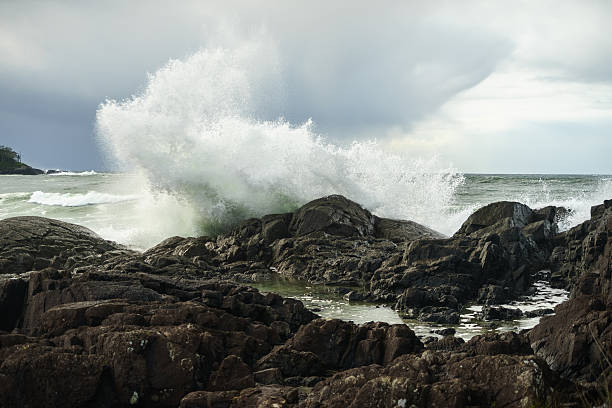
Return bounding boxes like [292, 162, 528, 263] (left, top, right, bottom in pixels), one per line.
[0, 146, 44, 175]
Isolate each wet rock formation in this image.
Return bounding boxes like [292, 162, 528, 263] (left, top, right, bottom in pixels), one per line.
[133, 195, 567, 325]
[530, 199, 612, 397]
[0, 195, 610, 406]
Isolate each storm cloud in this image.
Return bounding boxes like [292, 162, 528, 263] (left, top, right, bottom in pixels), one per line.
[1, 0, 611, 172]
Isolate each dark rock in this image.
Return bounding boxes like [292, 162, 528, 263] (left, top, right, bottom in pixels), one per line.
[477, 305, 523, 321]
[1, 196, 607, 406]
[421, 336, 438, 345]
[0, 216, 129, 275]
[477, 284, 511, 305]
[179, 390, 238, 408]
[289, 195, 376, 238]
[524, 308, 554, 318]
[253, 367, 283, 385]
[0, 267, 317, 407]
[209, 355, 255, 391]
[300, 353, 563, 408]
[432, 327, 456, 336]
[261, 214, 292, 242]
[0, 278, 27, 331]
[426, 335, 465, 351]
[0, 344, 108, 408]
[455, 201, 533, 236]
[343, 290, 365, 302]
[278, 319, 423, 370]
[465, 331, 533, 356]
[530, 296, 612, 382]
[529, 197, 612, 392]
[0, 167, 44, 175]
[374, 217, 445, 241]
[255, 345, 325, 377]
[417, 307, 460, 324]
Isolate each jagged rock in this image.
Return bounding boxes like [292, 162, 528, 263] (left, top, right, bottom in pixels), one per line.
[455, 201, 533, 236]
[432, 327, 455, 336]
[0, 278, 27, 331]
[477, 284, 511, 305]
[477, 305, 523, 321]
[524, 308, 554, 318]
[0, 344, 107, 408]
[374, 217, 445, 242]
[179, 390, 238, 408]
[547, 200, 612, 289]
[289, 195, 376, 238]
[0, 216, 130, 275]
[255, 345, 325, 378]
[464, 331, 533, 356]
[300, 352, 564, 408]
[425, 335, 465, 351]
[530, 296, 612, 383]
[343, 290, 364, 301]
[279, 319, 423, 370]
[383, 200, 556, 316]
[416, 307, 460, 324]
[0, 196, 607, 406]
[0, 268, 316, 407]
[529, 199, 612, 393]
[209, 355, 255, 391]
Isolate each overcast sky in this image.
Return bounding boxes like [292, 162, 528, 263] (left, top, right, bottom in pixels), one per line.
[1, 0, 611, 173]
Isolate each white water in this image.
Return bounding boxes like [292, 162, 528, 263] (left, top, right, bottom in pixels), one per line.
[519, 177, 612, 230]
[28, 191, 137, 207]
[96, 47, 612, 243]
[96, 46, 464, 237]
[47, 170, 99, 176]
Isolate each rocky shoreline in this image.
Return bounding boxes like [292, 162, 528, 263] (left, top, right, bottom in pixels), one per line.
[0, 195, 610, 407]
[0, 145, 44, 175]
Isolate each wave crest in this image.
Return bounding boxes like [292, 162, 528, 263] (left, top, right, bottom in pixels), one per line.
[47, 170, 100, 176]
[96, 46, 465, 236]
[28, 191, 137, 207]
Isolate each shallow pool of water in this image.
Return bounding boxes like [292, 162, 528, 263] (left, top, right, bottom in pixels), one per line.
[253, 276, 569, 341]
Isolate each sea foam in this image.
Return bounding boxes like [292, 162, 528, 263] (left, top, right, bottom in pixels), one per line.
[96, 44, 464, 237]
[47, 170, 99, 176]
[28, 191, 137, 207]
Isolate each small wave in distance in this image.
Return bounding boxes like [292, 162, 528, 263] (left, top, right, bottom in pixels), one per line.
[28, 191, 138, 207]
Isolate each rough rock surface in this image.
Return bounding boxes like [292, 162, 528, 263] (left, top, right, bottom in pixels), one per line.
[0, 196, 611, 406]
[530, 199, 612, 393]
[136, 195, 566, 324]
[0, 216, 131, 275]
[0, 269, 317, 407]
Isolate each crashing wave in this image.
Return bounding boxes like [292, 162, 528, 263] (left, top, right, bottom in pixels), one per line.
[96, 45, 464, 237]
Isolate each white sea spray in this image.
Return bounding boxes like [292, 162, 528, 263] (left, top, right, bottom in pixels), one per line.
[96, 44, 465, 237]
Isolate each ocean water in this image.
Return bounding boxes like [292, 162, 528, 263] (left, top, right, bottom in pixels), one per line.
[254, 277, 569, 341]
[1, 171, 604, 337]
[1, 172, 610, 250]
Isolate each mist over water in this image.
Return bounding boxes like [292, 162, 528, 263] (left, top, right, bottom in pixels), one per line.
[96, 46, 465, 238]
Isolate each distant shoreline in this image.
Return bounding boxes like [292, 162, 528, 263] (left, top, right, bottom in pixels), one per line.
[0, 167, 44, 175]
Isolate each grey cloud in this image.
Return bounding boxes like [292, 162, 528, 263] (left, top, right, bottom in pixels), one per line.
[0, 1, 610, 170]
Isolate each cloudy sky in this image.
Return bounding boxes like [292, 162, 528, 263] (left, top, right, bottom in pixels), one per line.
[1, 0, 611, 173]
